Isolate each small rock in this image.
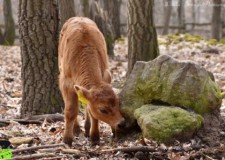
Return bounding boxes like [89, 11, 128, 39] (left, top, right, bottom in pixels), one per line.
[9, 137, 33, 145]
[159, 143, 167, 151]
[134, 151, 148, 160]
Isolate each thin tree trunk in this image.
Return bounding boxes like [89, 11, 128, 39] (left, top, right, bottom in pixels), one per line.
[127, 0, 159, 75]
[162, 0, 172, 35]
[102, 0, 121, 39]
[178, 0, 185, 33]
[2, 0, 15, 45]
[191, 0, 196, 30]
[90, 1, 115, 57]
[81, 0, 90, 17]
[19, 0, 63, 117]
[58, 0, 76, 29]
[0, 29, 3, 44]
[211, 0, 222, 40]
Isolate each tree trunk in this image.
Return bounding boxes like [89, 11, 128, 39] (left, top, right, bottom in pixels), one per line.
[127, 0, 159, 75]
[81, 0, 90, 17]
[102, 0, 121, 39]
[162, 0, 172, 35]
[211, 0, 222, 40]
[191, 0, 196, 30]
[58, 0, 76, 29]
[90, 1, 115, 57]
[19, 0, 63, 117]
[0, 29, 3, 44]
[177, 0, 185, 33]
[2, 0, 15, 45]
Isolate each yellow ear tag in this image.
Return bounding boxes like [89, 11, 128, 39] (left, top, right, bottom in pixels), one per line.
[77, 90, 89, 105]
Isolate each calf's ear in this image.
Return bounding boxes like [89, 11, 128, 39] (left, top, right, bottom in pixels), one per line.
[74, 85, 91, 104]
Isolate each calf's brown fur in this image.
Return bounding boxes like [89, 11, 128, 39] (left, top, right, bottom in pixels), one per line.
[58, 17, 125, 146]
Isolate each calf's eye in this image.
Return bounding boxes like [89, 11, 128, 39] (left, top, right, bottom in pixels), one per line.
[100, 109, 108, 114]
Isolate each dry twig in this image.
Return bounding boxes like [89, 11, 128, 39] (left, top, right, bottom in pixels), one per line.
[101, 146, 156, 153]
[12, 153, 56, 160]
[13, 143, 65, 154]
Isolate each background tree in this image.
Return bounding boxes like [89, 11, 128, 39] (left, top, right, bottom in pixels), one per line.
[90, 1, 115, 57]
[127, 0, 159, 75]
[211, 0, 222, 40]
[0, 0, 15, 45]
[191, 0, 196, 30]
[162, 0, 172, 35]
[19, 0, 63, 117]
[177, 0, 185, 33]
[58, 0, 76, 29]
[102, 0, 122, 39]
[81, 0, 90, 17]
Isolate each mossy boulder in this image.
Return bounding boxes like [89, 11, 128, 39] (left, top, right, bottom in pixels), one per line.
[134, 105, 203, 143]
[120, 55, 223, 127]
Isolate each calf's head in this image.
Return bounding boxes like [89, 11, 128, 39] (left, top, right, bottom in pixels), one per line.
[74, 84, 125, 130]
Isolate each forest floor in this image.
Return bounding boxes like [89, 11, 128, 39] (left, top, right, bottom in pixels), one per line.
[0, 34, 225, 159]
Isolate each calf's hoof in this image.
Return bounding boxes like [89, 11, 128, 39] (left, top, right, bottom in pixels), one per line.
[84, 130, 89, 137]
[73, 126, 81, 136]
[63, 136, 73, 147]
[90, 135, 100, 146]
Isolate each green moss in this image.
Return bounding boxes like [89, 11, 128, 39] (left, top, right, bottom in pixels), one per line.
[117, 36, 125, 43]
[184, 34, 202, 43]
[158, 40, 168, 45]
[221, 92, 225, 99]
[166, 34, 203, 44]
[207, 39, 218, 45]
[219, 39, 225, 45]
[134, 105, 203, 143]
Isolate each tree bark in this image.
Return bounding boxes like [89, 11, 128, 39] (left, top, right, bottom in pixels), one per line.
[162, 0, 172, 35]
[211, 0, 222, 40]
[90, 1, 115, 57]
[102, 0, 121, 39]
[58, 0, 76, 29]
[19, 0, 63, 117]
[127, 0, 159, 75]
[2, 0, 15, 45]
[81, 0, 90, 17]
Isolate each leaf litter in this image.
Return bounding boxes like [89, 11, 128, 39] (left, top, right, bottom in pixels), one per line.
[0, 34, 225, 159]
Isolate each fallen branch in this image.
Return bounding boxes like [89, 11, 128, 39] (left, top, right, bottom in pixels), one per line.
[190, 145, 225, 159]
[13, 143, 65, 154]
[39, 148, 84, 157]
[101, 146, 156, 153]
[12, 153, 56, 160]
[0, 119, 42, 127]
[37, 156, 64, 160]
[28, 114, 64, 122]
[61, 148, 84, 156]
[0, 114, 65, 127]
[38, 148, 61, 153]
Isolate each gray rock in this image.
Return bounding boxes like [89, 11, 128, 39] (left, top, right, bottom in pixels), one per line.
[120, 55, 223, 127]
[134, 104, 203, 143]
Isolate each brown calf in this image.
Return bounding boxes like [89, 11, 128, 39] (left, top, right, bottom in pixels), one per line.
[58, 17, 125, 146]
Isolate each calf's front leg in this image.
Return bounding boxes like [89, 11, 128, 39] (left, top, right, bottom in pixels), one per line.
[89, 112, 100, 145]
[84, 108, 91, 137]
[61, 87, 79, 146]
